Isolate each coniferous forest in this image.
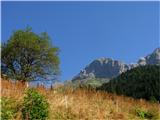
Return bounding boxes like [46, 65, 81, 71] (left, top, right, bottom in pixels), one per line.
[98, 65, 160, 101]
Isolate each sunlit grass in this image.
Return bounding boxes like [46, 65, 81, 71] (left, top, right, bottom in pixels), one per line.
[1, 79, 160, 120]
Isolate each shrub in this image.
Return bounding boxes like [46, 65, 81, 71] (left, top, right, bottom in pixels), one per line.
[135, 107, 159, 119]
[22, 88, 49, 120]
[1, 97, 19, 120]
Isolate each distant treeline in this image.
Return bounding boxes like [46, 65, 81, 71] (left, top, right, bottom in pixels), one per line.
[97, 65, 160, 101]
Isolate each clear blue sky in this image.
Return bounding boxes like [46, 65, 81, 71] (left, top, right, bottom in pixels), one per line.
[2, 1, 159, 81]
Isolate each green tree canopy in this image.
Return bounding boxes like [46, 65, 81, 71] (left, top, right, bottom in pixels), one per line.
[1, 27, 60, 82]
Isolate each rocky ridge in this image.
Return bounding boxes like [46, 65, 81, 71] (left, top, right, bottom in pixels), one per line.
[72, 48, 160, 81]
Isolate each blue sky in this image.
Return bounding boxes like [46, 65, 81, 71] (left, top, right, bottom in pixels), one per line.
[2, 1, 159, 81]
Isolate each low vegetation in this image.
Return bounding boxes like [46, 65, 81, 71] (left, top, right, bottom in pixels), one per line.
[22, 88, 49, 120]
[134, 107, 159, 119]
[71, 78, 110, 88]
[1, 97, 22, 120]
[1, 79, 160, 120]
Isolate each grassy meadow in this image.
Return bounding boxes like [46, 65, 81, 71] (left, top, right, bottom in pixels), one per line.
[1, 78, 160, 120]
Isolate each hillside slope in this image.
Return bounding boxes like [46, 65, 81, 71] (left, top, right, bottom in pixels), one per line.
[98, 65, 160, 101]
[1, 79, 160, 120]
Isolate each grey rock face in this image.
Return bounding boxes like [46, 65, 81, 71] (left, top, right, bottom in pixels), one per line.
[73, 58, 130, 80]
[138, 57, 147, 66]
[145, 48, 160, 65]
[72, 48, 160, 81]
[138, 48, 160, 66]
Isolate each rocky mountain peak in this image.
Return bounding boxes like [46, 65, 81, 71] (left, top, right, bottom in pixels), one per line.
[138, 48, 160, 65]
[73, 57, 129, 80]
[72, 48, 160, 81]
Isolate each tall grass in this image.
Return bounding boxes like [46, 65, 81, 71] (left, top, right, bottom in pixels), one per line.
[1, 79, 160, 120]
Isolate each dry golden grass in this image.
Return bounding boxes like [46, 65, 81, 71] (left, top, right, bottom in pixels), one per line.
[1, 79, 160, 120]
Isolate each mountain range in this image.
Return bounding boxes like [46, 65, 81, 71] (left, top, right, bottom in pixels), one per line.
[72, 48, 160, 83]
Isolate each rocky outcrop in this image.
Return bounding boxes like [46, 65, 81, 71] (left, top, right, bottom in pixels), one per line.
[72, 58, 131, 80]
[72, 48, 160, 81]
[138, 57, 146, 66]
[141, 48, 160, 65]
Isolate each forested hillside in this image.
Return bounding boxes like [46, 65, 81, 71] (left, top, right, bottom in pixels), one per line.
[98, 65, 160, 101]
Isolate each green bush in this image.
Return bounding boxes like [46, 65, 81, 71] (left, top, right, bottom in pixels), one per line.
[1, 97, 19, 120]
[135, 107, 159, 119]
[22, 88, 49, 120]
